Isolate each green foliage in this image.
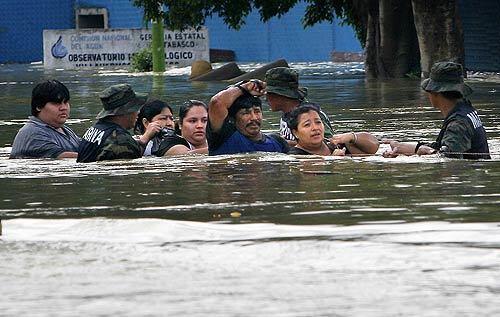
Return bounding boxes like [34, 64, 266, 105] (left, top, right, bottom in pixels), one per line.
[130, 46, 153, 72]
[132, 1, 167, 26]
[302, 0, 367, 47]
[131, 0, 367, 46]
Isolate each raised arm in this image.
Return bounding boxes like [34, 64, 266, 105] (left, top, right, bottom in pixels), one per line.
[208, 80, 266, 132]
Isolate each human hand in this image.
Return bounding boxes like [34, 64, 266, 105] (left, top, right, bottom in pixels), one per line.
[242, 79, 266, 96]
[382, 139, 422, 157]
[331, 148, 346, 156]
[142, 121, 162, 141]
[382, 139, 402, 158]
[416, 145, 436, 155]
[330, 132, 356, 145]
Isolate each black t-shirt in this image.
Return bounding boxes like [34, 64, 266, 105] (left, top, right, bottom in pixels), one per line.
[288, 147, 312, 155]
[154, 134, 190, 156]
[288, 141, 349, 155]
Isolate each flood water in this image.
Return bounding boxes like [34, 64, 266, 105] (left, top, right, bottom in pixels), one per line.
[1, 62, 499, 316]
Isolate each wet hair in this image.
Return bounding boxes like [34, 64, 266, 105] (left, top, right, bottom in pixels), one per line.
[288, 104, 321, 132]
[228, 94, 262, 118]
[440, 91, 463, 100]
[31, 80, 70, 116]
[179, 100, 208, 124]
[134, 98, 173, 134]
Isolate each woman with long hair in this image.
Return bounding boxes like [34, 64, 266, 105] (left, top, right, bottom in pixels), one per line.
[156, 100, 209, 156]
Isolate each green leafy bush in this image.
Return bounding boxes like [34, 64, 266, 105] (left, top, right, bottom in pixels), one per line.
[131, 47, 153, 72]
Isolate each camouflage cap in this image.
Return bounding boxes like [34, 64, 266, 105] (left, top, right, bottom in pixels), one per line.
[96, 84, 147, 119]
[421, 61, 472, 97]
[265, 67, 308, 100]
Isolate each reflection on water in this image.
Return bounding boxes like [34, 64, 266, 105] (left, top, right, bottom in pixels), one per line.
[1, 153, 499, 225]
[1, 62, 499, 316]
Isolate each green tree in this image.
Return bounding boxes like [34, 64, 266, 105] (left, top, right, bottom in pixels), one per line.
[132, 0, 465, 79]
[133, 0, 165, 72]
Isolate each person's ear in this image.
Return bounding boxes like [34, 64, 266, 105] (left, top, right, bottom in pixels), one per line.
[292, 129, 298, 140]
[142, 117, 149, 127]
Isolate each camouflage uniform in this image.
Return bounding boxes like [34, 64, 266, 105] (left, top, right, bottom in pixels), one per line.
[77, 84, 147, 163]
[420, 62, 490, 159]
[265, 67, 334, 140]
[78, 120, 143, 162]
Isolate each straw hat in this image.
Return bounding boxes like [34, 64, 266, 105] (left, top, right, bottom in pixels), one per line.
[190, 60, 212, 79]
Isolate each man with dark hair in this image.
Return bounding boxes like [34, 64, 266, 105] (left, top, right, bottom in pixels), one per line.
[10, 80, 81, 159]
[77, 83, 160, 162]
[384, 61, 490, 159]
[207, 79, 288, 155]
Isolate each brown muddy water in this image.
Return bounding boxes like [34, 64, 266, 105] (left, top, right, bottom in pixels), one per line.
[0, 62, 499, 316]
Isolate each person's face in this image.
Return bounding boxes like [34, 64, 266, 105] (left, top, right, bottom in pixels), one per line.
[37, 100, 70, 128]
[293, 110, 324, 147]
[266, 93, 284, 112]
[128, 111, 139, 130]
[181, 105, 208, 146]
[234, 106, 263, 139]
[144, 107, 174, 130]
[427, 91, 437, 107]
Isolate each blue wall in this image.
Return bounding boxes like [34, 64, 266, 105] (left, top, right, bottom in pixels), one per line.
[0, 0, 145, 63]
[75, 0, 144, 28]
[460, 0, 500, 71]
[205, 2, 362, 62]
[1, 0, 499, 71]
[0, 0, 362, 64]
[0, 0, 73, 63]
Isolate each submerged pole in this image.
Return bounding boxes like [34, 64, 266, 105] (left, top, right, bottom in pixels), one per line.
[151, 18, 166, 73]
[0, 219, 2, 236]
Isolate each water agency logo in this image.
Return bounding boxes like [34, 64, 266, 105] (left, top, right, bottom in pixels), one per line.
[51, 36, 68, 59]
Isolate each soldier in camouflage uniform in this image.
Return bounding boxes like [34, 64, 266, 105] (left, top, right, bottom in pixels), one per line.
[384, 61, 490, 159]
[265, 67, 379, 155]
[77, 84, 161, 162]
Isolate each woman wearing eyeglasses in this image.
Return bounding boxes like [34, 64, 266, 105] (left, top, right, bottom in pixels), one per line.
[134, 98, 176, 156]
[156, 100, 209, 156]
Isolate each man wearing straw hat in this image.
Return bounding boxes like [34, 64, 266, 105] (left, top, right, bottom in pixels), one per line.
[77, 84, 160, 162]
[384, 61, 490, 159]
